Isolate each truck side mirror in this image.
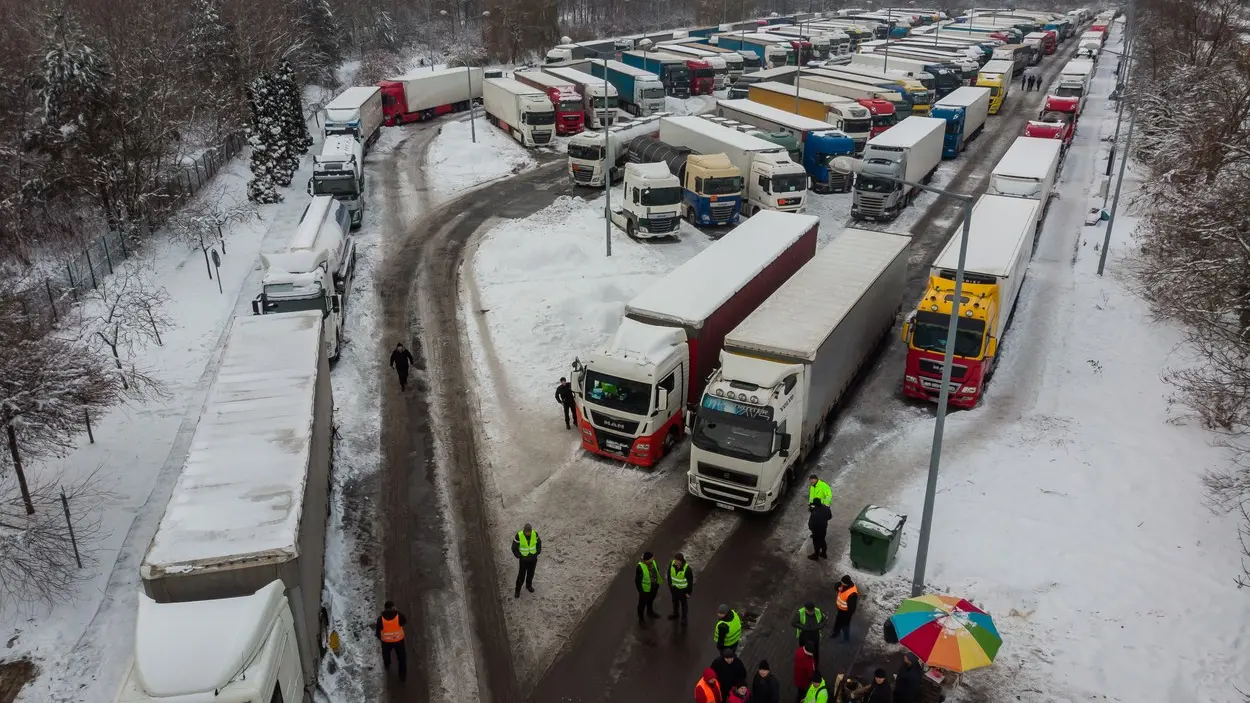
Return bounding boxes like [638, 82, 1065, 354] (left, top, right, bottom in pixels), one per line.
[901, 310, 916, 341]
[684, 409, 694, 433]
[986, 336, 998, 358]
[655, 388, 669, 413]
[306, 179, 313, 196]
[331, 295, 341, 313]
[780, 433, 792, 450]
[251, 297, 264, 316]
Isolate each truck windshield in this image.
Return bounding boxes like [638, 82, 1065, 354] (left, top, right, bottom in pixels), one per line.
[1055, 85, 1083, 98]
[873, 113, 897, 128]
[592, 96, 618, 109]
[641, 187, 683, 206]
[912, 311, 985, 358]
[559, 99, 582, 112]
[257, 294, 327, 315]
[691, 410, 774, 462]
[528, 110, 556, 125]
[568, 144, 602, 160]
[643, 87, 667, 100]
[943, 117, 961, 135]
[704, 176, 743, 195]
[584, 371, 652, 416]
[769, 173, 808, 193]
[844, 118, 873, 134]
[312, 177, 359, 196]
[695, 68, 716, 78]
[857, 175, 900, 192]
[670, 68, 692, 83]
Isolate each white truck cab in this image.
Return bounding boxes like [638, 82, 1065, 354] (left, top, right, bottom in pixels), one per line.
[308, 135, 365, 228]
[745, 152, 808, 216]
[610, 161, 683, 238]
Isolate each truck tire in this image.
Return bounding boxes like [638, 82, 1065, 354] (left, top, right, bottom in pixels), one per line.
[662, 428, 679, 457]
[626, 220, 636, 239]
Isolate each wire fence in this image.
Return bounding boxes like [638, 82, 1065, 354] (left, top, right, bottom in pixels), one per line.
[16, 132, 248, 325]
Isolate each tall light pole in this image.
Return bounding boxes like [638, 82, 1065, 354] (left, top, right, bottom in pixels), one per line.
[449, 10, 490, 143]
[1097, 5, 1136, 277]
[582, 45, 616, 258]
[831, 156, 976, 598]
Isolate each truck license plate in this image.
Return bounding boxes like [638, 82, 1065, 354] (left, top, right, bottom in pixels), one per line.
[715, 502, 736, 511]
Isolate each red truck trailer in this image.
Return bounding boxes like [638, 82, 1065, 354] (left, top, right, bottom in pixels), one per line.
[377, 67, 484, 125]
[514, 70, 586, 135]
[573, 211, 819, 467]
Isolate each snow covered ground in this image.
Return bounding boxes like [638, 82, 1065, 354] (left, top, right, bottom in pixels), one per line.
[426, 117, 538, 200]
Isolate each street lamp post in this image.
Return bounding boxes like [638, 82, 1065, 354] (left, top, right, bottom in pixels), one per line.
[1097, 3, 1136, 276]
[451, 10, 491, 144]
[831, 156, 976, 598]
[581, 44, 617, 258]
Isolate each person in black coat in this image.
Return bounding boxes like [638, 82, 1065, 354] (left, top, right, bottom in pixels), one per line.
[390, 342, 414, 391]
[892, 654, 923, 703]
[854, 668, 892, 703]
[711, 649, 748, 694]
[807, 501, 832, 560]
[555, 377, 577, 429]
[751, 660, 780, 703]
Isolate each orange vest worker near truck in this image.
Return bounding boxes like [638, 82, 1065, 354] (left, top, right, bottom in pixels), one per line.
[375, 600, 408, 682]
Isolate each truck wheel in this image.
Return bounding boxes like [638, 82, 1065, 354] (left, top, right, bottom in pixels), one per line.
[627, 221, 636, 239]
[662, 429, 678, 457]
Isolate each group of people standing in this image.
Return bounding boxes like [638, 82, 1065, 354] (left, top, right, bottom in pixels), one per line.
[1021, 67, 1045, 92]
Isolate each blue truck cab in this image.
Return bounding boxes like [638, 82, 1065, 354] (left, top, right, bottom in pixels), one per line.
[929, 104, 965, 159]
[805, 130, 858, 193]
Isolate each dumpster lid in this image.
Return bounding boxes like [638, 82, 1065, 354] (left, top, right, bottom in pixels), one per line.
[854, 505, 906, 539]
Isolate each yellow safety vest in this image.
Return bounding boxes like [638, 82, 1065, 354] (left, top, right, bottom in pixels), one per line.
[638, 561, 660, 593]
[795, 607, 823, 637]
[809, 479, 832, 506]
[517, 530, 538, 557]
[714, 610, 742, 646]
[670, 562, 690, 590]
[804, 681, 828, 703]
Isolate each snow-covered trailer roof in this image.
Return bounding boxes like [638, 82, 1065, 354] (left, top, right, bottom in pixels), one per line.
[141, 312, 324, 578]
[751, 81, 856, 108]
[626, 210, 819, 329]
[544, 66, 617, 93]
[934, 86, 991, 109]
[626, 161, 678, 180]
[992, 136, 1063, 180]
[515, 70, 576, 89]
[662, 114, 789, 153]
[726, 228, 911, 360]
[867, 116, 946, 149]
[932, 194, 1039, 277]
[324, 86, 380, 113]
[717, 99, 837, 133]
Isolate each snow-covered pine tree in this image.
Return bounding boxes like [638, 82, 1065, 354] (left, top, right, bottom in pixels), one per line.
[295, 0, 342, 83]
[271, 60, 310, 186]
[246, 73, 284, 203]
[375, 11, 400, 53]
[189, 0, 244, 130]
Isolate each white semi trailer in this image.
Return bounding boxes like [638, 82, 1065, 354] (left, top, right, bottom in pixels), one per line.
[987, 136, 1062, 227]
[309, 134, 365, 227]
[482, 77, 557, 147]
[323, 86, 384, 149]
[115, 311, 332, 703]
[542, 65, 619, 128]
[688, 228, 911, 511]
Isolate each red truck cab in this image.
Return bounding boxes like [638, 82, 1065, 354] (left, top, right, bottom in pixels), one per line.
[378, 80, 454, 125]
[1024, 110, 1075, 150]
[687, 59, 716, 95]
[858, 97, 897, 136]
[1042, 29, 1059, 54]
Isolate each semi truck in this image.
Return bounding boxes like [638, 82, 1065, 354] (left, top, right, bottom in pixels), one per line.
[116, 310, 332, 703]
[851, 116, 945, 221]
[850, 53, 961, 98]
[727, 65, 798, 98]
[683, 39, 760, 72]
[572, 211, 818, 467]
[377, 67, 482, 125]
[708, 33, 790, 68]
[804, 67, 913, 116]
[655, 42, 732, 88]
[930, 85, 990, 158]
[793, 74, 899, 136]
[660, 115, 809, 216]
[308, 135, 365, 228]
[900, 194, 1040, 407]
[715, 99, 856, 193]
[818, 64, 933, 114]
[542, 65, 619, 129]
[1056, 58, 1094, 103]
[588, 59, 668, 116]
[688, 228, 910, 511]
[975, 58, 1014, 114]
[620, 50, 695, 97]
[609, 161, 683, 238]
[863, 44, 979, 83]
[628, 137, 743, 227]
[482, 77, 556, 147]
[567, 114, 667, 186]
[323, 86, 383, 149]
[252, 195, 355, 359]
[991, 44, 1034, 75]
[747, 82, 873, 153]
[514, 70, 586, 135]
[987, 136, 1061, 223]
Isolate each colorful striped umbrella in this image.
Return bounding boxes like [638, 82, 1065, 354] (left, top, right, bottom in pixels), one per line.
[889, 595, 1002, 673]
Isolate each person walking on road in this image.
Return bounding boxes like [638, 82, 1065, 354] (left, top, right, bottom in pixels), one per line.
[792, 644, 816, 703]
[390, 343, 414, 391]
[807, 500, 832, 560]
[830, 575, 858, 642]
[712, 648, 748, 694]
[668, 552, 694, 623]
[808, 475, 832, 508]
[555, 377, 577, 429]
[791, 601, 825, 666]
[804, 670, 829, 703]
[695, 668, 724, 703]
[375, 600, 407, 682]
[636, 551, 662, 625]
[511, 523, 542, 598]
[751, 660, 780, 703]
[892, 653, 923, 703]
[714, 603, 744, 654]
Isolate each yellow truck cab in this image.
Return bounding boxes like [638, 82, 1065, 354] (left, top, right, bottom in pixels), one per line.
[976, 59, 1014, 115]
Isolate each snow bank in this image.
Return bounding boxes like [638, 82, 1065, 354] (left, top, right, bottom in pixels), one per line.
[426, 118, 537, 200]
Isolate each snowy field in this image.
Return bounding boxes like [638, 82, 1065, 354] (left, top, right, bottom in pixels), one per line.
[426, 117, 538, 200]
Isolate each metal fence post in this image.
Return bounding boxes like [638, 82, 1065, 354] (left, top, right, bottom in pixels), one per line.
[101, 235, 113, 273]
[45, 279, 58, 322]
[84, 249, 97, 289]
[66, 264, 78, 302]
[117, 228, 129, 257]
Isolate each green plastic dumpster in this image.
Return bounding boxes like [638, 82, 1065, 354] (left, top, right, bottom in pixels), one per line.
[849, 505, 907, 574]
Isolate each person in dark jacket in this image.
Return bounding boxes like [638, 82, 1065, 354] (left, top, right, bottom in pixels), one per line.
[374, 601, 407, 681]
[790, 601, 825, 666]
[711, 648, 748, 694]
[751, 660, 780, 703]
[850, 668, 892, 703]
[635, 551, 662, 625]
[555, 377, 577, 429]
[892, 653, 923, 703]
[390, 343, 414, 391]
[511, 523, 542, 598]
[830, 575, 858, 642]
[807, 501, 832, 560]
[668, 552, 694, 623]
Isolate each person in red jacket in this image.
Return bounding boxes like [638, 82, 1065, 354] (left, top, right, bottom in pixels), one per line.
[695, 667, 724, 703]
[792, 643, 816, 703]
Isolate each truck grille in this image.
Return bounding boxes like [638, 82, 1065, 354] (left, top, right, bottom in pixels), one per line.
[571, 165, 596, 184]
[852, 137, 868, 153]
[698, 462, 759, 488]
[919, 359, 967, 380]
[830, 172, 852, 191]
[591, 411, 639, 435]
[710, 202, 736, 222]
[697, 479, 755, 507]
[856, 192, 888, 216]
[645, 214, 678, 234]
[594, 429, 635, 457]
[535, 131, 553, 145]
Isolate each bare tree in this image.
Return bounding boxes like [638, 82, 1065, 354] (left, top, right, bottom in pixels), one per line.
[75, 264, 170, 394]
[168, 190, 258, 277]
[0, 464, 111, 610]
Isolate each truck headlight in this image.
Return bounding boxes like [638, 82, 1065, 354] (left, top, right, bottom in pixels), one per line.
[636, 443, 650, 451]
[753, 493, 766, 506]
[688, 475, 699, 491]
[905, 375, 917, 384]
[960, 386, 978, 394]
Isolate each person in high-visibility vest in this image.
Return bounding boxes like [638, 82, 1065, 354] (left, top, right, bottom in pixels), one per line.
[830, 575, 858, 643]
[714, 603, 743, 653]
[635, 551, 662, 626]
[790, 601, 825, 666]
[374, 600, 407, 682]
[807, 475, 832, 508]
[668, 552, 695, 624]
[511, 523, 542, 599]
[803, 670, 829, 703]
[693, 667, 723, 703]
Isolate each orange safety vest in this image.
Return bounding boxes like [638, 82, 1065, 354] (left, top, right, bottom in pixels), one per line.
[695, 677, 722, 703]
[380, 614, 404, 643]
[836, 584, 858, 611]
